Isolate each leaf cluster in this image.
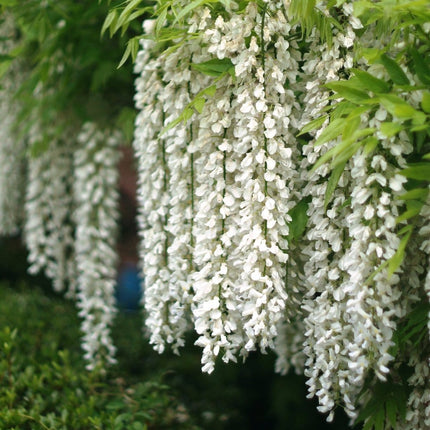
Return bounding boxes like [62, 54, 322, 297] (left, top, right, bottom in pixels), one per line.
[287, 0, 345, 46]
[301, 15, 430, 280]
[355, 380, 409, 430]
[102, 0, 264, 66]
[0, 282, 200, 430]
[1, 0, 137, 150]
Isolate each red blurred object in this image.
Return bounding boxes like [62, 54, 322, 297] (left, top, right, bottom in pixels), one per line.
[118, 146, 138, 266]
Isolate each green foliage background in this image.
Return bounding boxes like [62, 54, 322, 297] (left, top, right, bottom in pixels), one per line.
[0, 259, 352, 429]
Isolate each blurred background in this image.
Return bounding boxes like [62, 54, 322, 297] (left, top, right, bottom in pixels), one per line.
[0, 227, 351, 429]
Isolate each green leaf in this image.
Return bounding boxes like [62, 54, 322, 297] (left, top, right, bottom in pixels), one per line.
[193, 97, 205, 114]
[324, 161, 346, 208]
[191, 58, 234, 77]
[409, 49, 430, 85]
[410, 124, 428, 132]
[353, 0, 376, 17]
[90, 61, 115, 92]
[116, 107, 137, 143]
[118, 36, 141, 68]
[363, 416, 376, 430]
[347, 105, 372, 119]
[155, 7, 168, 36]
[388, 228, 412, 277]
[380, 54, 410, 85]
[118, 40, 132, 69]
[106, 399, 125, 410]
[118, 0, 145, 26]
[173, 0, 215, 24]
[397, 187, 428, 201]
[362, 136, 378, 155]
[202, 84, 216, 97]
[287, 199, 310, 242]
[330, 101, 356, 119]
[331, 140, 363, 168]
[101, 9, 118, 37]
[414, 130, 427, 152]
[325, 81, 370, 103]
[400, 163, 430, 180]
[114, 413, 131, 427]
[386, 397, 397, 428]
[379, 94, 418, 121]
[421, 92, 430, 113]
[360, 47, 382, 63]
[183, 107, 193, 121]
[342, 116, 360, 140]
[30, 139, 50, 158]
[161, 85, 217, 135]
[314, 118, 344, 146]
[374, 407, 385, 430]
[395, 302, 430, 354]
[298, 116, 327, 136]
[380, 122, 403, 138]
[0, 57, 12, 79]
[351, 68, 391, 93]
[396, 200, 423, 223]
[313, 128, 375, 171]
[393, 104, 420, 119]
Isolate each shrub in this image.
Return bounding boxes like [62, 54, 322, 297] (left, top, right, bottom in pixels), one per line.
[0, 283, 199, 430]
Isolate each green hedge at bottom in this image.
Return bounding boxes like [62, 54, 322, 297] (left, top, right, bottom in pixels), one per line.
[0, 282, 199, 430]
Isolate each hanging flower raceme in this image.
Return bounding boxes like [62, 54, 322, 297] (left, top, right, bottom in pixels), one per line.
[74, 122, 121, 370]
[24, 132, 77, 296]
[134, 31, 174, 353]
[134, 0, 308, 373]
[0, 86, 25, 236]
[404, 349, 430, 429]
[297, 4, 361, 419]
[0, 16, 25, 236]
[134, 17, 209, 355]
[421, 187, 430, 338]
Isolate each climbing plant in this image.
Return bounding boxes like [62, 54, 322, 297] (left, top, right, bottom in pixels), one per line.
[0, 0, 429, 428]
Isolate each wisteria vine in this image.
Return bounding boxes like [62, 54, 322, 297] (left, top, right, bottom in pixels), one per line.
[132, 0, 430, 425]
[0, 0, 429, 427]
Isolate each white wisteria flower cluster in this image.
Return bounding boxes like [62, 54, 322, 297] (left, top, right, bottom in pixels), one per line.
[0, 15, 25, 235]
[23, 122, 122, 369]
[74, 123, 121, 369]
[25, 132, 77, 296]
[135, 1, 306, 374]
[133, 0, 430, 425]
[0, 0, 428, 427]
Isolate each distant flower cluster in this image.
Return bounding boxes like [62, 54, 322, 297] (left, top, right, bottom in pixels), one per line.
[74, 123, 121, 369]
[133, 0, 430, 424]
[25, 133, 77, 295]
[24, 122, 122, 369]
[0, 15, 25, 236]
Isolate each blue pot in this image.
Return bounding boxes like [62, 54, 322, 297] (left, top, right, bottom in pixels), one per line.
[116, 264, 143, 311]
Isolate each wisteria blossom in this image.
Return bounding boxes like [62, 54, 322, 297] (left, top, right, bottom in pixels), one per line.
[1, 0, 428, 427]
[0, 16, 25, 235]
[25, 134, 77, 296]
[74, 122, 121, 369]
[131, 2, 430, 425]
[403, 350, 430, 429]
